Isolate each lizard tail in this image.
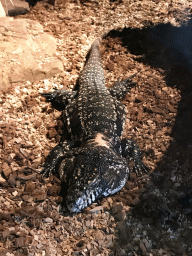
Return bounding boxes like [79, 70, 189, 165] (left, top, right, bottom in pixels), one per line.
[91, 30, 110, 49]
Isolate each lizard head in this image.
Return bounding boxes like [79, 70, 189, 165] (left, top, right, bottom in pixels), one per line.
[59, 144, 129, 213]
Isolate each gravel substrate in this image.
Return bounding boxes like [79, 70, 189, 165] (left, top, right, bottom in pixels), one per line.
[0, 0, 192, 255]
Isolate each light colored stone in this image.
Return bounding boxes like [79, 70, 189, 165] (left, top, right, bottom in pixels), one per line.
[44, 217, 53, 223]
[1, 0, 29, 16]
[0, 17, 64, 92]
[90, 206, 103, 214]
[0, 1, 6, 17]
[1, 162, 12, 178]
[0, 174, 6, 185]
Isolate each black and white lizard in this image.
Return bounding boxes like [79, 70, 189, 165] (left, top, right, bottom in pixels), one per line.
[41, 35, 147, 213]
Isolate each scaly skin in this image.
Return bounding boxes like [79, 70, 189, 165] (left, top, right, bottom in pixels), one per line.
[41, 35, 147, 213]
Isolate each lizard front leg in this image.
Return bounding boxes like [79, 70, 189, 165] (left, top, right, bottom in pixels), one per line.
[41, 140, 74, 178]
[121, 137, 148, 175]
[41, 89, 77, 111]
[109, 74, 137, 101]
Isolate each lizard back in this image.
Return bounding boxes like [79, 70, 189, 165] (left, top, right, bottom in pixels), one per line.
[66, 37, 125, 141]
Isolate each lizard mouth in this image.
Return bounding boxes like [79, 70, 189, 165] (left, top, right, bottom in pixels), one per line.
[66, 188, 102, 213]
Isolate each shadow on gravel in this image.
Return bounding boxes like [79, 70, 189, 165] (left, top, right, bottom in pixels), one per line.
[109, 20, 192, 147]
[108, 18, 192, 252]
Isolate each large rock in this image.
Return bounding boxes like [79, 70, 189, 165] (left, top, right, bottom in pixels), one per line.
[0, 1, 6, 17]
[1, 0, 30, 16]
[0, 17, 64, 92]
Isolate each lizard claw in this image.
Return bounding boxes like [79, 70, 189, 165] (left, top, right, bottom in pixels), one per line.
[40, 166, 52, 178]
[133, 160, 149, 176]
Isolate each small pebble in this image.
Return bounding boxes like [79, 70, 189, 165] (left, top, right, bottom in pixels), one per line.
[44, 217, 53, 223]
[36, 243, 43, 249]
